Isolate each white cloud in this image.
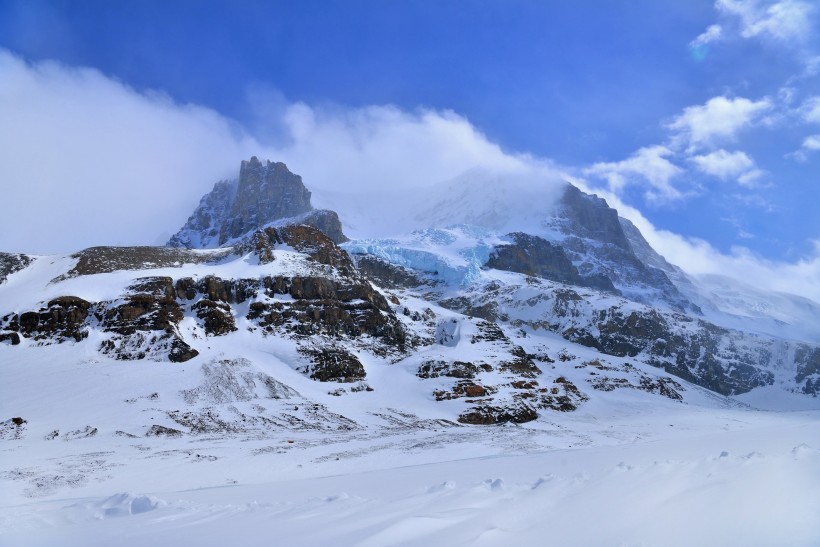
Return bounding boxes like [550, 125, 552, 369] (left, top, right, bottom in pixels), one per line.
[802, 134, 820, 150]
[717, 0, 815, 43]
[787, 133, 820, 161]
[583, 146, 684, 203]
[267, 101, 558, 236]
[0, 49, 549, 253]
[668, 96, 771, 149]
[804, 56, 820, 76]
[737, 168, 766, 187]
[802, 96, 820, 123]
[690, 149, 755, 179]
[2, 49, 817, 305]
[691, 24, 723, 47]
[275, 101, 529, 196]
[0, 50, 264, 254]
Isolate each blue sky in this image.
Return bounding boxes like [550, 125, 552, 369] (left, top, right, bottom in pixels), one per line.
[0, 0, 818, 296]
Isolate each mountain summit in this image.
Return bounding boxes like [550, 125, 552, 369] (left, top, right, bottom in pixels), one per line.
[168, 157, 345, 247]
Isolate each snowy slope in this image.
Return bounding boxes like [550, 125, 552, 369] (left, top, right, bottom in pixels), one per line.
[342, 223, 820, 397]
[3, 160, 820, 546]
[2, 336, 819, 546]
[682, 273, 820, 344]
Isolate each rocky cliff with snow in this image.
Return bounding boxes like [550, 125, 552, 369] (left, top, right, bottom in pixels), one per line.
[168, 157, 347, 247]
[2, 158, 819, 446]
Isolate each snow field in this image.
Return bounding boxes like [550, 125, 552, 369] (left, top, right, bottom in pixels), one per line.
[1, 408, 818, 547]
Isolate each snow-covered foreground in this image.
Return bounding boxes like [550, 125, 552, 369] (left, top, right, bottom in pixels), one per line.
[2, 402, 818, 546]
[1, 242, 819, 545]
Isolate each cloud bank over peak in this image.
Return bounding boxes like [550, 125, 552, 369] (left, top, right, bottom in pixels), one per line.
[0, 48, 818, 304]
[274, 102, 536, 198]
[0, 49, 551, 253]
[0, 49, 262, 253]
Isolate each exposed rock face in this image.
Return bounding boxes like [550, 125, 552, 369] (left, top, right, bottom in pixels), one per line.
[590, 373, 685, 401]
[0, 252, 33, 284]
[4, 225, 406, 376]
[618, 217, 703, 312]
[101, 277, 181, 336]
[446, 278, 779, 396]
[236, 225, 411, 361]
[299, 346, 366, 382]
[416, 319, 588, 425]
[487, 232, 618, 294]
[795, 346, 820, 395]
[550, 185, 695, 312]
[97, 277, 198, 362]
[168, 158, 348, 248]
[456, 375, 587, 425]
[167, 180, 236, 248]
[556, 185, 630, 248]
[220, 157, 313, 243]
[350, 255, 434, 290]
[295, 210, 348, 244]
[418, 360, 493, 379]
[3, 296, 91, 343]
[0, 331, 20, 345]
[276, 225, 357, 274]
[192, 299, 237, 336]
[57, 246, 233, 280]
[146, 425, 183, 438]
[247, 271, 405, 350]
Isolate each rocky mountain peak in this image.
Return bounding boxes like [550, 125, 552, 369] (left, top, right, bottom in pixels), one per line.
[553, 184, 631, 250]
[168, 158, 346, 248]
[547, 184, 695, 312]
[220, 157, 313, 244]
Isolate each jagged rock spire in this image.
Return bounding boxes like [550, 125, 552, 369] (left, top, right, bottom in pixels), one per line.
[168, 157, 346, 248]
[219, 157, 313, 244]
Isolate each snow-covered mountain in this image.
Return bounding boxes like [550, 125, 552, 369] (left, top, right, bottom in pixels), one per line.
[3, 158, 819, 416]
[2, 158, 819, 545]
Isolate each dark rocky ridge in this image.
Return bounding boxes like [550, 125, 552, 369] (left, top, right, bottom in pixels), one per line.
[56, 246, 233, 281]
[796, 346, 820, 395]
[486, 232, 618, 294]
[444, 279, 784, 396]
[167, 180, 237, 249]
[556, 185, 632, 249]
[168, 157, 347, 248]
[350, 255, 436, 290]
[0, 252, 33, 284]
[3, 226, 404, 378]
[220, 158, 313, 244]
[550, 185, 696, 312]
[419, 320, 588, 424]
